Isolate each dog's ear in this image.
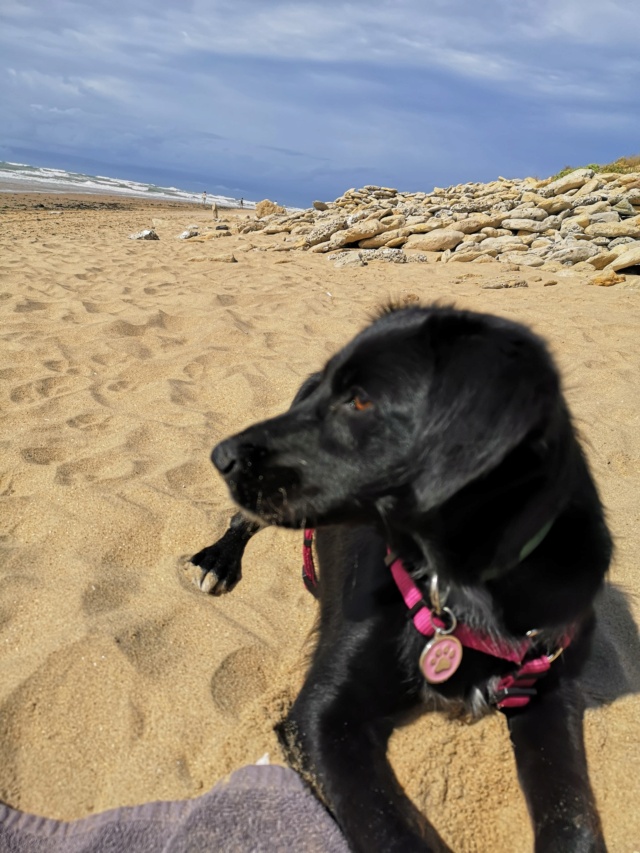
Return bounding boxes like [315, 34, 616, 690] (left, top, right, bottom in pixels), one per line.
[289, 371, 322, 408]
[411, 311, 564, 514]
[488, 416, 579, 572]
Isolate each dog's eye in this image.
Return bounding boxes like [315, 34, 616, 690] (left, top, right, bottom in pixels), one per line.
[347, 394, 373, 412]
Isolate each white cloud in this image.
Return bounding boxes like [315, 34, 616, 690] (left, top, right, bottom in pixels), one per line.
[522, 0, 640, 45]
[7, 68, 83, 98]
[30, 104, 82, 115]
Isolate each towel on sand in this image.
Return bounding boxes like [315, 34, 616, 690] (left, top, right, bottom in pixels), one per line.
[0, 765, 349, 853]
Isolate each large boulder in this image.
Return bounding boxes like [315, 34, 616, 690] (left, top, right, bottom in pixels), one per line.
[542, 168, 595, 196]
[404, 229, 465, 251]
[306, 218, 347, 247]
[327, 219, 387, 250]
[605, 245, 640, 271]
[547, 244, 600, 264]
[255, 199, 286, 218]
[584, 220, 640, 239]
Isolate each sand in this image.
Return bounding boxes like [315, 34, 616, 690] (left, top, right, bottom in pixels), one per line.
[0, 192, 638, 851]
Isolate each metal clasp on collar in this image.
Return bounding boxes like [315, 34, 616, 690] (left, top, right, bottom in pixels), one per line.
[435, 606, 457, 634]
[429, 572, 449, 615]
[526, 628, 566, 664]
[547, 645, 565, 664]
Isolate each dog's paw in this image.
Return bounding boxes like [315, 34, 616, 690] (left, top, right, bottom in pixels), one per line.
[178, 555, 208, 592]
[179, 553, 237, 595]
[184, 543, 242, 595]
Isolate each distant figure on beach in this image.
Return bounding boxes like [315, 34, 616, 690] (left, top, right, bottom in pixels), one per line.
[212, 201, 218, 220]
[202, 191, 207, 207]
[240, 198, 244, 208]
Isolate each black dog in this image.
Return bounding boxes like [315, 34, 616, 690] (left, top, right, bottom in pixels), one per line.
[191, 304, 611, 852]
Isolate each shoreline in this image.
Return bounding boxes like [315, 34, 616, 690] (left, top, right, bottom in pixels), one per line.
[0, 191, 248, 214]
[0, 175, 207, 204]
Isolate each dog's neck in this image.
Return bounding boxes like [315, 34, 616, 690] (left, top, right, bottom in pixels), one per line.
[385, 431, 572, 576]
[377, 484, 563, 640]
[383, 522, 562, 643]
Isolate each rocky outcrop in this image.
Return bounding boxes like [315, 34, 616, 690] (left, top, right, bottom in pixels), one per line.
[243, 169, 640, 273]
[129, 229, 159, 240]
[255, 199, 286, 218]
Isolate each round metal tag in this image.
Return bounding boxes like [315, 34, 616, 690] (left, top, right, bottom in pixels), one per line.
[419, 634, 463, 683]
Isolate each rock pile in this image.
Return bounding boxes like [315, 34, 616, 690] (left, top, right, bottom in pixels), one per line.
[129, 228, 159, 241]
[242, 168, 640, 273]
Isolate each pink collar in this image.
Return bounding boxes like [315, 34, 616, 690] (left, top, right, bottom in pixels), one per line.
[302, 530, 571, 708]
[387, 552, 530, 664]
[386, 551, 572, 708]
[302, 529, 319, 594]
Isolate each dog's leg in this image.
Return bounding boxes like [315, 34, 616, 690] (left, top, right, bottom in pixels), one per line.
[276, 632, 448, 853]
[190, 512, 260, 594]
[507, 675, 605, 853]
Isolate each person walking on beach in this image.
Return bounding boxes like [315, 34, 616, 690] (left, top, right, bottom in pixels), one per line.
[202, 191, 207, 207]
[240, 198, 244, 209]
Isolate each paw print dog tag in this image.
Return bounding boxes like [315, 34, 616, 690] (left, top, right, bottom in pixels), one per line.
[419, 633, 463, 683]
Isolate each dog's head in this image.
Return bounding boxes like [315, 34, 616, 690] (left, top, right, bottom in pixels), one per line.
[212, 305, 572, 548]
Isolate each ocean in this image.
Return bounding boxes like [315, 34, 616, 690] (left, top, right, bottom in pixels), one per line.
[0, 161, 254, 208]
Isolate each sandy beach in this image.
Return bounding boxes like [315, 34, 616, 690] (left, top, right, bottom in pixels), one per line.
[0, 192, 638, 851]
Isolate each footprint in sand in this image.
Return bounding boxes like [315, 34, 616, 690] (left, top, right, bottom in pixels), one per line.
[114, 617, 181, 678]
[106, 380, 132, 392]
[42, 359, 82, 376]
[10, 375, 81, 405]
[66, 412, 113, 432]
[182, 361, 204, 380]
[43, 359, 70, 373]
[82, 300, 122, 314]
[20, 445, 68, 465]
[143, 283, 174, 295]
[56, 453, 152, 486]
[14, 300, 50, 313]
[151, 311, 189, 333]
[210, 646, 276, 716]
[108, 320, 148, 338]
[82, 571, 137, 616]
[169, 379, 198, 406]
[216, 294, 236, 307]
[0, 472, 15, 496]
[165, 460, 212, 499]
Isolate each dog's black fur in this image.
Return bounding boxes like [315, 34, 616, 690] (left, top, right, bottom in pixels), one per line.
[191, 305, 612, 852]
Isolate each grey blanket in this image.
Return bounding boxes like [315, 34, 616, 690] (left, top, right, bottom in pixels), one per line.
[0, 765, 349, 853]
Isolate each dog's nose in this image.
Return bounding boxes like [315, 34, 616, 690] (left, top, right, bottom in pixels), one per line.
[211, 440, 238, 475]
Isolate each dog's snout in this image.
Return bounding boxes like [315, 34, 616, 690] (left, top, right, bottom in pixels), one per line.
[211, 440, 238, 475]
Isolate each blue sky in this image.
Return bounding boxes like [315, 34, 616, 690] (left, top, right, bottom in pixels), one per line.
[2, 0, 639, 207]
